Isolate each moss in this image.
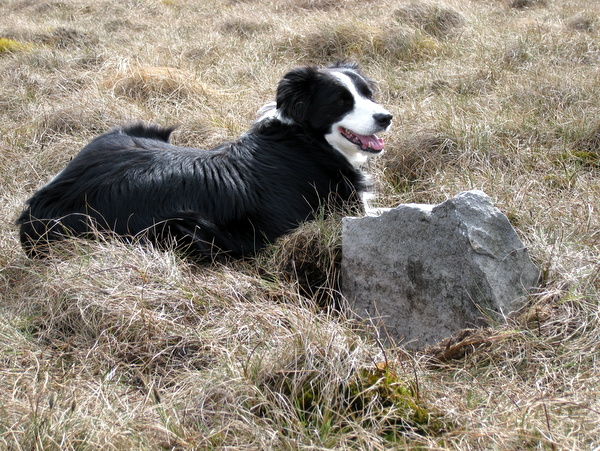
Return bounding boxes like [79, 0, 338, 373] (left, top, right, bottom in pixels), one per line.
[0, 38, 33, 54]
[259, 357, 450, 442]
[346, 362, 448, 437]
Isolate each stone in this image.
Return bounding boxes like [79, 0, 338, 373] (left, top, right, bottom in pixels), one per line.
[342, 190, 540, 349]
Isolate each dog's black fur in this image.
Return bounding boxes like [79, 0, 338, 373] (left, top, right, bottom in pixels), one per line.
[17, 63, 390, 260]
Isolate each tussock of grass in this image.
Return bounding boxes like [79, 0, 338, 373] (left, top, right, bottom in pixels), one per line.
[509, 0, 547, 10]
[379, 131, 457, 196]
[1, 0, 599, 448]
[256, 215, 344, 306]
[220, 18, 272, 38]
[566, 14, 596, 32]
[287, 23, 378, 61]
[394, 1, 465, 39]
[286, 21, 443, 63]
[34, 27, 94, 49]
[573, 122, 600, 155]
[35, 107, 94, 138]
[107, 65, 213, 102]
[289, 0, 347, 10]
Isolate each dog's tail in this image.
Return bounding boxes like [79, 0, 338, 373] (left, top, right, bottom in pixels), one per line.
[120, 123, 176, 143]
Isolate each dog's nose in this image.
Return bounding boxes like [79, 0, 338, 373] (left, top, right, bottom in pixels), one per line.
[373, 113, 393, 128]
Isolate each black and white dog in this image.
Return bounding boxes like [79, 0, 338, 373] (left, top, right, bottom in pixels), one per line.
[17, 62, 392, 260]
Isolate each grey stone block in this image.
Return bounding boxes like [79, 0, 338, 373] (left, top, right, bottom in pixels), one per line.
[342, 190, 540, 349]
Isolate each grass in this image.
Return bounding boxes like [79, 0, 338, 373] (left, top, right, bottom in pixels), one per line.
[1, 0, 599, 448]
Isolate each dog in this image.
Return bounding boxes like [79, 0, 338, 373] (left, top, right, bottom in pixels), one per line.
[17, 62, 392, 260]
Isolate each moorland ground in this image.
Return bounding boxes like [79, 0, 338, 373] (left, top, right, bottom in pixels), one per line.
[0, 0, 599, 448]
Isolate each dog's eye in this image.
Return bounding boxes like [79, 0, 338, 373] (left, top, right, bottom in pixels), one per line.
[337, 92, 353, 105]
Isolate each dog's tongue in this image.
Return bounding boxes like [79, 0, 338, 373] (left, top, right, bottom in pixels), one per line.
[357, 133, 385, 151]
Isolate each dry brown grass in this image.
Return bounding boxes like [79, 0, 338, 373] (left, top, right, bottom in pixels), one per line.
[1, 0, 599, 448]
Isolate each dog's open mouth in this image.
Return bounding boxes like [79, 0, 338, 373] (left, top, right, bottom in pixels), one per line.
[340, 127, 384, 153]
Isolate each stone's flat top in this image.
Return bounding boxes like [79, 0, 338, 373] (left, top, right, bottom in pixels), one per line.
[358, 190, 490, 220]
[342, 190, 540, 349]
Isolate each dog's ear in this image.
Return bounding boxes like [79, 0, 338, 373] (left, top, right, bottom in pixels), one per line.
[329, 60, 377, 91]
[328, 60, 360, 71]
[276, 66, 319, 125]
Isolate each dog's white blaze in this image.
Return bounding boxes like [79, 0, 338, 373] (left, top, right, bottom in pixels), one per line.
[331, 72, 390, 135]
[325, 72, 392, 168]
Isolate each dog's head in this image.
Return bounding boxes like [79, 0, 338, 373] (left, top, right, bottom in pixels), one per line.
[275, 62, 392, 167]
